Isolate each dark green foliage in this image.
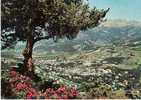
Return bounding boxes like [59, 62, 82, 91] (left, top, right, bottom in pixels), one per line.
[1, 0, 109, 49]
[79, 81, 112, 99]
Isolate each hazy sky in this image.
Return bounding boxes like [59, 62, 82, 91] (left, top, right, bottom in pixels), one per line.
[89, 0, 141, 21]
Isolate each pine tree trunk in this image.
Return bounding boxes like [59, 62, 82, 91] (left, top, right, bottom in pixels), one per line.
[22, 37, 35, 77]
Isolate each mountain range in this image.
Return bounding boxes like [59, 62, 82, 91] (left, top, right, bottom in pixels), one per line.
[2, 20, 141, 55]
[32, 20, 141, 53]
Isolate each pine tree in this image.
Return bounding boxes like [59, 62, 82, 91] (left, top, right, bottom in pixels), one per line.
[1, 0, 109, 77]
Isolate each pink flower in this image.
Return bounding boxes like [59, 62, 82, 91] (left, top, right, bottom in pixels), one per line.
[9, 70, 17, 77]
[68, 88, 78, 98]
[57, 86, 66, 93]
[71, 88, 78, 96]
[26, 91, 34, 98]
[15, 82, 28, 91]
[26, 89, 37, 99]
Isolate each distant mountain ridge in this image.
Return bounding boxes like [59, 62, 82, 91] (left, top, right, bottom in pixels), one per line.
[2, 20, 141, 55]
[32, 20, 141, 53]
[100, 19, 141, 28]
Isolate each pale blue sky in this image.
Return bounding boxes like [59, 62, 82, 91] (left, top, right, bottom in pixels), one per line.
[89, 0, 141, 21]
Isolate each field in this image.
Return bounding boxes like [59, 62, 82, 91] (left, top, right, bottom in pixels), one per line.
[2, 43, 141, 99]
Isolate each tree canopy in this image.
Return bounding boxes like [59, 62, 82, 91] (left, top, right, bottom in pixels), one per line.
[1, 0, 109, 49]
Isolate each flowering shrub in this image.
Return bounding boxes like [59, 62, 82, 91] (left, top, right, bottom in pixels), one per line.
[8, 67, 38, 99]
[44, 86, 78, 99]
[5, 67, 78, 99]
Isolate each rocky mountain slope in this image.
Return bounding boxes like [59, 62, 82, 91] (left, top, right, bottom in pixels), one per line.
[32, 20, 141, 54]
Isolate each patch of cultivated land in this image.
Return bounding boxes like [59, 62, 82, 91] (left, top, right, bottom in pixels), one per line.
[1, 45, 141, 98]
[32, 45, 141, 89]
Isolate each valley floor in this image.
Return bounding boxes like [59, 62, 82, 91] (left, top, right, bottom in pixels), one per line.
[1, 44, 141, 99]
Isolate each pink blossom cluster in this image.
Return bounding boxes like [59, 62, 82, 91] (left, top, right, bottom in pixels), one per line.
[8, 67, 78, 99]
